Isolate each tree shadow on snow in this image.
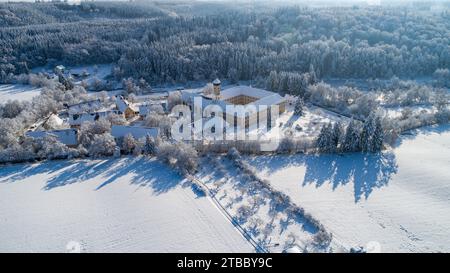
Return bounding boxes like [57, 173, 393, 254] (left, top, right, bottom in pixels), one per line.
[247, 151, 398, 203]
[0, 157, 185, 195]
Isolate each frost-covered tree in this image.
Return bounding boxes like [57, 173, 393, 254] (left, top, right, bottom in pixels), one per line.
[157, 141, 198, 174]
[202, 83, 214, 96]
[107, 113, 128, 125]
[133, 137, 145, 156]
[79, 119, 112, 147]
[123, 77, 139, 94]
[88, 133, 117, 157]
[1, 100, 26, 119]
[433, 69, 450, 88]
[143, 114, 171, 138]
[371, 116, 384, 152]
[316, 123, 334, 153]
[121, 133, 136, 155]
[36, 134, 69, 160]
[331, 122, 342, 151]
[0, 145, 33, 163]
[167, 91, 182, 111]
[267, 71, 279, 91]
[360, 114, 384, 153]
[342, 119, 361, 152]
[360, 115, 375, 152]
[143, 134, 158, 155]
[277, 137, 296, 154]
[294, 97, 304, 116]
[0, 118, 21, 148]
[435, 108, 450, 124]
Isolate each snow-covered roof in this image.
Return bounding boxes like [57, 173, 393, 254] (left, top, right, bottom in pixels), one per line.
[67, 99, 102, 114]
[221, 86, 277, 99]
[26, 129, 78, 146]
[221, 86, 286, 107]
[213, 78, 221, 85]
[43, 114, 64, 128]
[69, 110, 121, 126]
[116, 96, 139, 113]
[111, 125, 159, 140]
[181, 86, 286, 118]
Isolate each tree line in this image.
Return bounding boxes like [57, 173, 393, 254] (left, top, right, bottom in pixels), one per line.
[1, 2, 449, 84]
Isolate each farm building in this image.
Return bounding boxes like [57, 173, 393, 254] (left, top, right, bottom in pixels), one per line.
[181, 80, 286, 129]
[111, 125, 159, 140]
[65, 99, 103, 114]
[41, 114, 64, 130]
[69, 110, 122, 127]
[26, 128, 78, 147]
[116, 96, 139, 119]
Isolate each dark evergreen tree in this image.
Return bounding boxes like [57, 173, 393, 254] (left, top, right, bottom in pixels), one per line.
[294, 97, 304, 116]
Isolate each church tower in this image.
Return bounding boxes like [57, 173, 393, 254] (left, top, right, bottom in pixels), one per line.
[213, 78, 221, 99]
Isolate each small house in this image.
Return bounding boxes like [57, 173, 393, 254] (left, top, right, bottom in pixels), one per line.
[66, 99, 103, 115]
[116, 96, 139, 119]
[42, 113, 64, 130]
[69, 110, 121, 127]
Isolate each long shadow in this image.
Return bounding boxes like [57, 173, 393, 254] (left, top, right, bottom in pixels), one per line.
[0, 157, 185, 195]
[247, 151, 398, 203]
[45, 159, 119, 190]
[128, 157, 185, 195]
[303, 152, 398, 202]
[1, 160, 78, 184]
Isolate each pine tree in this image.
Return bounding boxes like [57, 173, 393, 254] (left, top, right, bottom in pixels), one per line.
[309, 64, 318, 85]
[316, 123, 333, 153]
[360, 116, 372, 152]
[342, 119, 361, 152]
[143, 134, 158, 155]
[121, 133, 136, 155]
[294, 97, 304, 116]
[267, 70, 279, 91]
[371, 116, 384, 152]
[331, 122, 342, 152]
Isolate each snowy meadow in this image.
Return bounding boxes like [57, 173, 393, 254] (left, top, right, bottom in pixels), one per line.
[0, 157, 252, 252]
[0, 0, 449, 254]
[246, 124, 450, 252]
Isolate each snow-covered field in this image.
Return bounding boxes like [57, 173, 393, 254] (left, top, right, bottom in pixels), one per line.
[196, 156, 328, 253]
[0, 84, 41, 103]
[246, 124, 450, 252]
[0, 157, 252, 253]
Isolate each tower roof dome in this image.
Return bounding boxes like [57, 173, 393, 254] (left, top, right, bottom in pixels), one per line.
[213, 78, 221, 85]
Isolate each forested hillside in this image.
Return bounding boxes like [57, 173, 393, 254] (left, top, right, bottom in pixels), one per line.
[1, 1, 449, 84]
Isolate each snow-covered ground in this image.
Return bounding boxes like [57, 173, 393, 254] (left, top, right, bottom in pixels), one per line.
[0, 157, 253, 253]
[0, 84, 41, 103]
[246, 124, 450, 252]
[245, 104, 349, 141]
[196, 156, 331, 253]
